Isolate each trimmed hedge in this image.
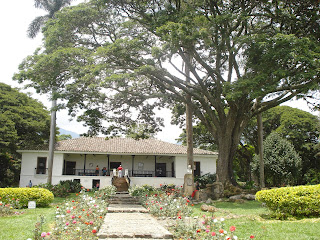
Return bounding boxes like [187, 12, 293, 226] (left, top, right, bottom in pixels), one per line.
[0, 188, 54, 207]
[256, 184, 320, 218]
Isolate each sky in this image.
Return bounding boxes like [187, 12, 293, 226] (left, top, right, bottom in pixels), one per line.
[0, 1, 318, 144]
[0, 0, 182, 143]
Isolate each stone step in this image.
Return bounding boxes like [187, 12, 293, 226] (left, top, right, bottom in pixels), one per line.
[116, 191, 129, 194]
[109, 194, 140, 205]
[107, 204, 149, 213]
[109, 201, 140, 204]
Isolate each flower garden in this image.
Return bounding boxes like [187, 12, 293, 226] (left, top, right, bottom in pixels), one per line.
[0, 183, 320, 240]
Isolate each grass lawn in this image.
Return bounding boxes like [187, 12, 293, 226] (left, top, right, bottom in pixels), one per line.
[0, 207, 55, 240]
[0, 194, 77, 240]
[192, 200, 320, 240]
[1, 196, 320, 240]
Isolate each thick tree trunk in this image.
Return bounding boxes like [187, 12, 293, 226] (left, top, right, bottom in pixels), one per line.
[214, 107, 249, 186]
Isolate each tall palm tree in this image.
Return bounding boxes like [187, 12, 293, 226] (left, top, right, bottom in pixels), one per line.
[27, 0, 73, 38]
[27, 0, 73, 184]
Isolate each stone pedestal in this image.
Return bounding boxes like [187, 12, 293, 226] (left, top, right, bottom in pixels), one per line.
[212, 181, 224, 199]
[183, 174, 194, 197]
[112, 176, 129, 192]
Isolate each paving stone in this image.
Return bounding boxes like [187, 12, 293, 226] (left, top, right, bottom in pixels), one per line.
[107, 204, 149, 213]
[98, 193, 173, 239]
[97, 212, 173, 239]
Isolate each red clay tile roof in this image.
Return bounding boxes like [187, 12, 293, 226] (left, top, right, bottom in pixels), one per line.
[22, 137, 217, 156]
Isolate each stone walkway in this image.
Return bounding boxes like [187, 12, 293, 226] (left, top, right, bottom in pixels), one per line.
[97, 194, 173, 240]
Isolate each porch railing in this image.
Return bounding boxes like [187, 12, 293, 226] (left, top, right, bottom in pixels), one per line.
[130, 170, 174, 177]
[62, 169, 174, 177]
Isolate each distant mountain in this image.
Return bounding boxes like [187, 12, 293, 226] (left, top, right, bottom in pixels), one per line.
[58, 128, 80, 139]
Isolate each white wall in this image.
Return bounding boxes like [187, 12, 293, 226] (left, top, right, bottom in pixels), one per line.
[20, 152, 48, 187]
[20, 151, 217, 188]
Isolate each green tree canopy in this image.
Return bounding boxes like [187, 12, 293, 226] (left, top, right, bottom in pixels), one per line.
[14, 0, 320, 185]
[252, 132, 302, 186]
[0, 83, 51, 186]
[243, 106, 320, 183]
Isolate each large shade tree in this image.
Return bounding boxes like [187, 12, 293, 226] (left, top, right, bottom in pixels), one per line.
[14, 0, 320, 185]
[0, 83, 50, 187]
[179, 106, 320, 183]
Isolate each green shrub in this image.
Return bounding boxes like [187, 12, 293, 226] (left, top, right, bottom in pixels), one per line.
[195, 173, 216, 189]
[0, 188, 54, 207]
[256, 184, 320, 218]
[59, 180, 82, 193]
[94, 185, 116, 200]
[36, 180, 83, 197]
[129, 184, 157, 197]
[304, 169, 320, 185]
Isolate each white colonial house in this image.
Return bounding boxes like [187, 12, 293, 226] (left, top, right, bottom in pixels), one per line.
[19, 137, 217, 189]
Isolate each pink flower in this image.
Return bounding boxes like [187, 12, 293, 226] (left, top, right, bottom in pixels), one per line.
[211, 232, 216, 236]
[89, 221, 93, 225]
[66, 222, 70, 226]
[66, 210, 71, 213]
[229, 226, 236, 232]
[41, 232, 46, 237]
[72, 220, 77, 224]
[71, 215, 75, 219]
[206, 229, 210, 233]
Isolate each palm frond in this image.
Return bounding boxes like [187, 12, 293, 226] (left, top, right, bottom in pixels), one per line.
[34, 0, 51, 11]
[34, 0, 74, 17]
[27, 15, 49, 39]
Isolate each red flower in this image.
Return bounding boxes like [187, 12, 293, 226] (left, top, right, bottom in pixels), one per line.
[250, 235, 255, 239]
[92, 229, 97, 233]
[196, 229, 201, 233]
[219, 229, 224, 234]
[229, 226, 236, 232]
[160, 207, 163, 210]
